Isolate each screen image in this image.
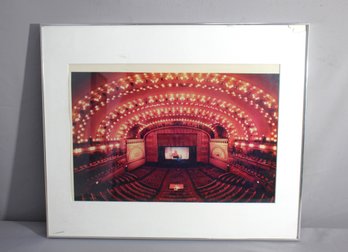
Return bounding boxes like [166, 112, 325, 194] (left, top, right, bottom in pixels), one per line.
[164, 147, 190, 160]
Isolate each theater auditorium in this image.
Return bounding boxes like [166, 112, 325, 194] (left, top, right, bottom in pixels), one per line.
[71, 71, 278, 203]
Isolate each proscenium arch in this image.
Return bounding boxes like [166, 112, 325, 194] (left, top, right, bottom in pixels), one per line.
[135, 119, 217, 139]
[142, 125, 212, 162]
[143, 125, 212, 141]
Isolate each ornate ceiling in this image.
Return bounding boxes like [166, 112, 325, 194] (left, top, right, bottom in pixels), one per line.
[71, 72, 279, 144]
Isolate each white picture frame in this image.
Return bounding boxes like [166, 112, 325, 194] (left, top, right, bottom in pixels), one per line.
[41, 24, 308, 240]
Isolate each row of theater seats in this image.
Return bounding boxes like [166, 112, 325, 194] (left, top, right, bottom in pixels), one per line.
[186, 168, 215, 188]
[232, 152, 276, 168]
[77, 171, 159, 201]
[197, 165, 226, 179]
[85, 160, 125, 184]
[189, 167, 273, 202]
[74, 154, 121, 173]
[107, 173, 138, 185]
[130, 165, 155, 178]
[139, 168, 168, 189]
[77, 166, 170, 201]
[76, 165, 274, 202]
[79, 181, 158, 201]
[230, 160, 276, 189]
[104, 181, 158, 201]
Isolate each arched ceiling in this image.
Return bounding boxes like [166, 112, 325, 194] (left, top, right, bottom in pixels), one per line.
[71, 72, 279, 143]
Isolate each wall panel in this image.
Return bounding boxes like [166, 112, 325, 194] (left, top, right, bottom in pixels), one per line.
[209, 139, 228, 169]
[126, 139, 145, 170]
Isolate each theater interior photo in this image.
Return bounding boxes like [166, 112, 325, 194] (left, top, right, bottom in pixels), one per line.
[71, 69, 279, 203]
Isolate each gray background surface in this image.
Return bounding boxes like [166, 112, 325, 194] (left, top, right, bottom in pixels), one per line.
[0, 0, 347, 229]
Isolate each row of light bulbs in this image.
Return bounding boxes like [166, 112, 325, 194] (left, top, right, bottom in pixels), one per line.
[72, 73, 278, 143]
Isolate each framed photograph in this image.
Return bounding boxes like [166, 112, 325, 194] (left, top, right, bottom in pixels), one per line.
[41, 25, 308, 239]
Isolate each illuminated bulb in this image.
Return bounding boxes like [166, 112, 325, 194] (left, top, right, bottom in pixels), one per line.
[73, 148, 82, 154]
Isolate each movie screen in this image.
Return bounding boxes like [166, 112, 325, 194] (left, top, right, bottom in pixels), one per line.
[164, 147, 190, 160]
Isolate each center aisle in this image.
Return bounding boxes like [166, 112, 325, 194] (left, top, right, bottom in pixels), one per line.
[156, 168, 202, 202]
